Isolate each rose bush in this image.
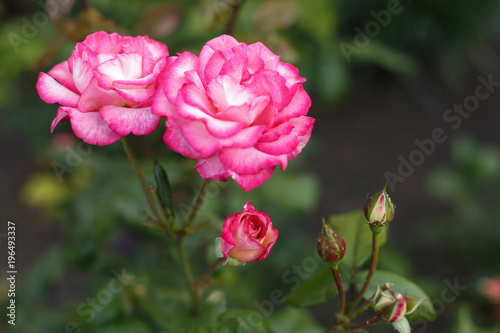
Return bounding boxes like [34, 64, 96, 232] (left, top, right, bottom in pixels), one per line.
[37, 31, 169, 146]
[153, 35, 314, 191]
[219, 202, 278, 263]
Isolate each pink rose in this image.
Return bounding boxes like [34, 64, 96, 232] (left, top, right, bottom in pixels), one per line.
[220, 202, 278, 263]
[153, 35, 314, 191]
[37, 31, 169, 146]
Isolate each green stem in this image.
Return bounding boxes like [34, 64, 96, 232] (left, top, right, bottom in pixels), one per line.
[223, 0, 245, 35]
[178, 238, 194, 282]
[121, 137, 168, 230]
[186, 179, 212, 229]
[352, 233, 380, 306]
[332, 266, 346, 314]
[199, 258, 224, 284]
[349, 316, 382, 329]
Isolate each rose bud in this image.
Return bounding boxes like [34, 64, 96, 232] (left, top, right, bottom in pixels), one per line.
[317, 219, 346, 267]
[373, 288, 407, 323]
[364, 184, 395, 228]
[482, 277, 500, 304]
[218, 202, 278, 263]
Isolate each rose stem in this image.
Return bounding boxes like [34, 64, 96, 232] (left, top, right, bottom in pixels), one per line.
[185, 179, 212, 229]
[351, 233, 380, 307]
[349, 282, 390, 318]
[199, 258, 224, 284]
[223, 0, 246, 35]
[349, 317, 383, 329]
[177, 237, 200, 309]
[332, 266, 346, 314]
[121, 136, 168, 231]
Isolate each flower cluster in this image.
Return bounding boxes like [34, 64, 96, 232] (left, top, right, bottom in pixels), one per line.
[37, 31, 314, 191]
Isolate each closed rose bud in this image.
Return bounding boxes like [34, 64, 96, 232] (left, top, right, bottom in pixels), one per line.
[373, 289, 407, 323]
[364, 184, 395, 228]
[317, 219, 346, 267]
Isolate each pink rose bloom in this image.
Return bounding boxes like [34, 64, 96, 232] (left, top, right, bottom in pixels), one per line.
[220, 202, 278, 263]
[153, 35, 314, 191]
[37, 31, 169, 145]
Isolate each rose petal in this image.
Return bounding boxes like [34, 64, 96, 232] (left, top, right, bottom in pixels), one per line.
[203, 50, 228, 86]
[63, 107, 121, 145]
[198, 35, 239, 83]
[194, 153, 233, 182]
[114, 87, 156, 104]
[163, 52, 199, 104]
[112, 57, 167, 89]
[100, 105, 160, 136]
[259, 122, 294, 142]
[219, 147, 284, 174]
[217, 95, 270, 126]
[51, 106, 70, 132]
[96, 53, 144, 87]
[287, 116, 315, 160]
[89, 32, 123, 53]
[37, 72, 80, 108]
[249, 42, 280, 70]
[151, 83, 177, 117]
[47, 61, 78, 94]
[232, 167, 275, 192]
[71, 57, 93, 93]
[254, 132, 299, 156]
[274, 85, 312, 125]
[78, 78, 129, 112]
[230, 223, 267, 262]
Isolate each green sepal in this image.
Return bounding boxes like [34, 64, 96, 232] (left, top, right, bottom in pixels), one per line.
[391, 317, 411, 333]
[153, 160, 175, 224]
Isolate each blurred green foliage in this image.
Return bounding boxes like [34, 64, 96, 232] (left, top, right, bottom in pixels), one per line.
[2, 0, 500, 331]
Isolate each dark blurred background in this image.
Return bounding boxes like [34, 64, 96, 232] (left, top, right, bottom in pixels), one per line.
[1, 0, 500, 332]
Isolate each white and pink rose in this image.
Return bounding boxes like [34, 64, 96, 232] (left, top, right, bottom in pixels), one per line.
[217, 202, 278, 263]
[37, 31, 169, 146]
[153, 35, 314, 191]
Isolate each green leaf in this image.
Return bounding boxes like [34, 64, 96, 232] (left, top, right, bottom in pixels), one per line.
[154, 159, 175, 222]
[318, 47, 350, 105]
[351, 41, 417, 74]
[100, 320, 152, 333]
[218, 309, 271, 333]
[391, 317, 411, 333]
[294, 0, 337, 41]
[452, 305, 500, 333]
[328, 210, 387, 275]
[266, 307, 323, 333]
[354, 270, 436, 322]
[286, 268, 337, 307]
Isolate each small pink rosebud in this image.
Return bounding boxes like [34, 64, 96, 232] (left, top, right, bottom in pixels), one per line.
[317, 219, 346, 267]
[364, 184, 395, 228]
[483, 277, 500, 304]
[373, 289, 407, 323]
[218, 202, 278, 263]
